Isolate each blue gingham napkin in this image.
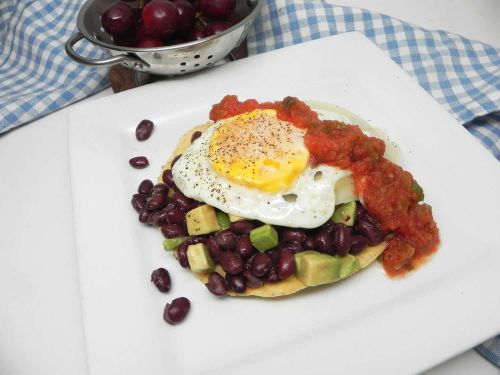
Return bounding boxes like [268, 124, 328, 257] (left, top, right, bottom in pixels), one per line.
[0, 0, 109, 132]
[0, 0, 499, 366]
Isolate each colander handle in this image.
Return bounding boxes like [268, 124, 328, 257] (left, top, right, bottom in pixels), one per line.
[65, 32, 145, 67]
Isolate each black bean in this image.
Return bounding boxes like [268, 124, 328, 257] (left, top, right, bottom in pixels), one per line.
[191, 131, 203, 143]
[281, 242, 302, 254]
[303, 236, 315, 250]
[219, 251, 244, 275]
[265, 267, 280, 283]
[151, 209, 168, 227]
[165, 207, 186, 226]
[281, 229, 307, 244]
[171, 154, 182, 168]
[244, 252, 257, 271]
[243, 270, 264, 289]
[146, 193, 167, 211]
[356, 219, 384, 245]
[207, 236, 222, 262]
[136, 119, 154, 141]
[319, 221, 334, 234]
[163, 297, 190, 325]
[162, 169, 176, 188]
[216, 229, 237, 250]
[251, 253, 272, 277]
[177, 243, 189, 268]
[235, 235, 255, 258]
[184, 236, 207, 245]
[230, 220, 255, 235]
[350, 235, 369, 255]
[150, 183, 169, 196]
[205, 272, 228, 296]
[131, 193, 146, 212]
[333, 223, 352, 256]
[161, 224, 188, 238]
[138, 179, 154, 196]
[138, 208, 151, 224]
[356, 201, 367, 220]
[276, 249, 296, 279]
[314, 231, 335, 254]
[151, 268, 171, 292]
[265, 247, 280, 263]
[226, 274, 247, 293]
[171, 191, 196, 212]
[129, 156, 149, 169]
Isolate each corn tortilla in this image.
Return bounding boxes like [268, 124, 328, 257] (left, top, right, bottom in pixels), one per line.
[160, 125, 386, 297]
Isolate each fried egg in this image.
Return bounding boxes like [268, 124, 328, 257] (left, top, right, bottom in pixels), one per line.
[172, 109, 349, 228]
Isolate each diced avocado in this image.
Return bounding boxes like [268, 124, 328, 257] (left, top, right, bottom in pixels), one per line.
[332, 201, 357, 226]
[294, 251, 341, 286]
[229, 213, 244, 222]
[338, 254, 360, 278]
[294, 250, 318, 274]
[250, 224, 278, 252]
[186, 205, 220, 235]
[215, 210, 231, 230]
[411, 181, 425, 201]
[163, 237, 186, 251]
[186, 243, 214, 273]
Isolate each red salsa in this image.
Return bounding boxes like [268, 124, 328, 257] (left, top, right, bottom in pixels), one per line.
[210, 95, 440, 277]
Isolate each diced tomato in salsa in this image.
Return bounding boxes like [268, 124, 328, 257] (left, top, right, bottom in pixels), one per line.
[210, 95, 440, 277]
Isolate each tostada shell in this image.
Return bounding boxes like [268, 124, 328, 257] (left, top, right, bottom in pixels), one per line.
[159, 124, 386, 297]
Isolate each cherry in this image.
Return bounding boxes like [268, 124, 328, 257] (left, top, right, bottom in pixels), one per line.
[198, 0, 236, 20]
[207, 21, 231, 34]
[227, 12, 241, 26]
[102, 3, 135, 36]
[137, 37, 164, 47]
[142, 0, 179, 39]
[190, 22, 213, 41]
[173, 0, 195, 32]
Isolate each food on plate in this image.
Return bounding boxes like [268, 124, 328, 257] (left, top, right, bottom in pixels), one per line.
[129, 155, 149, 169]
[101, 0, 240, 48]
[163, 296, 190, 324]
[151, 267, 171, 292]
[131, 96, 440, 297]
[136, 119, 154, 141]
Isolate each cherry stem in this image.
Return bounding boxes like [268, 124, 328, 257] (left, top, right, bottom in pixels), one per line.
[195, 12, 208, 27]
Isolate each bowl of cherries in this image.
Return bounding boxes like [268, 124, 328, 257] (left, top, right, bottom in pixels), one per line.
[65, 0, 263, 75]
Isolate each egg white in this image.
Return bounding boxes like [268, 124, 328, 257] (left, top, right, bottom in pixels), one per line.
[172, 103, 400, 228]
[172, 118, 349, 228]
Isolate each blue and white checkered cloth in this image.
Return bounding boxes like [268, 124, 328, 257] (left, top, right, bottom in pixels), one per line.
[0, 0, 499, 365]
[0, 0, 109, 132]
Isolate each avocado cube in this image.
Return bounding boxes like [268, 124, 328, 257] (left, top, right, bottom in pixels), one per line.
[186, 205, 220, 235]
[229, 213, 244, 222]
[187, 243, 214, 273]
[332, 201, 357, 226]
[338, 254, 360, 278]
[163, 237, 186, 251]
[215, 210, 231, 230]
[249, 224, 278, 252]
[294, 251, 341, 286]
[294, 250, 319, 274]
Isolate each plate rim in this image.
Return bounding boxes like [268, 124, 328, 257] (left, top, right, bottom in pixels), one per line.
[67, 32, 500, 375]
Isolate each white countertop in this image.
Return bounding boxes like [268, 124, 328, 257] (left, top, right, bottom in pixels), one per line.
[331, 0, 500, 48]
[1, 1, 499, 374]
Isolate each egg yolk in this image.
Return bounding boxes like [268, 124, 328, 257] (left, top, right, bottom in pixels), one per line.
[209, 109, 309, 193]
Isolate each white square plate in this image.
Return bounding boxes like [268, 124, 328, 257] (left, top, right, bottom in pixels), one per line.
[68, 33, 500, 375]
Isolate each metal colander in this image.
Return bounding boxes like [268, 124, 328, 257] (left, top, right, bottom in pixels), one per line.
[65, 0, 263, 76]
